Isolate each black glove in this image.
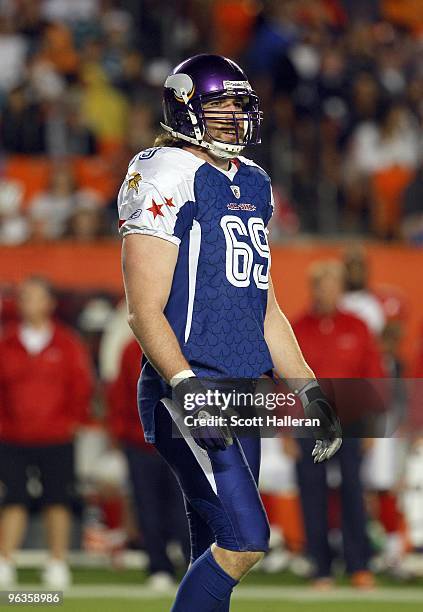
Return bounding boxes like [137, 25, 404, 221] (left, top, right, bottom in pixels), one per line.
[173, 377, 233, 451]
[299, 381, 342, 463]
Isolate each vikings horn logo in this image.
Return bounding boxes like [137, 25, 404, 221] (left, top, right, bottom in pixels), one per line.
[165, 73, 195, 102]
[127, 172, 142, 194]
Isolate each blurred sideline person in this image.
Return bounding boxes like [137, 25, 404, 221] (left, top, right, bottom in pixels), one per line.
[339, 244, 385, 335]
[410, 324, 423, 435]
[118, 54, 341, 611]
[403, 325, 423, 551]
[0, 277, 94, 588]
[98, 299, 133, 383]
[342, 248, 408, 574]
[291, 260, 384, 589]
[107, 338, 190, 590]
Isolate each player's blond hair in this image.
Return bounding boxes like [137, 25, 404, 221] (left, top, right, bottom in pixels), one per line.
[153, 132, 185, 148]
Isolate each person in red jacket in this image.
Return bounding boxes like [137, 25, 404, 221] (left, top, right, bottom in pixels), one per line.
[107, 338, 189, 590]
[410, 323, 423, 434]
[291, 260, 384, 589]
[0, 277, 94, 589]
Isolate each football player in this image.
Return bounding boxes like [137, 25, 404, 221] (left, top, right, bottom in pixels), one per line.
[118, 54, 342, 611]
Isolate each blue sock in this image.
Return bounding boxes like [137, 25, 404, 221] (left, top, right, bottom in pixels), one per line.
[171, 548, 238, 611]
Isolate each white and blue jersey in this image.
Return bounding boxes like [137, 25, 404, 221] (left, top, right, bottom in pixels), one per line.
[118, 146, 272, 555]
[118, 146, 274, 442]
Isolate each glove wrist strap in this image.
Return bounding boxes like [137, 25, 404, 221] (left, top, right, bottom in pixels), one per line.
[170, 369, 196, 388]
[298, 379, 319, 405]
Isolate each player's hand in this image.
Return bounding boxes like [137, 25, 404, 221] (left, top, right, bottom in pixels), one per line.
[298, 381, 342, 463]
[173, 377, 233, 451]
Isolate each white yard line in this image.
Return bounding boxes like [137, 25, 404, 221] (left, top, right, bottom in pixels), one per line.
[17, 585, 423, 603]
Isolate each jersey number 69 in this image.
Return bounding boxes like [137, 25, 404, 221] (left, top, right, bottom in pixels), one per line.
[220, 215, 270, 289]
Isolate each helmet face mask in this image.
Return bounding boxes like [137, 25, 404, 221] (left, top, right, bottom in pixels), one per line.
[201, 92, 261, 146]
[161, 54, 262, 159]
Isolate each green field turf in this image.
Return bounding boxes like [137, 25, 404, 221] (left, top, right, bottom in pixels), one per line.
[16, 567, 423, 588]
[52, 601, 423, 612]
[6, 599, 419, 612]
[8, 568, 423, 612]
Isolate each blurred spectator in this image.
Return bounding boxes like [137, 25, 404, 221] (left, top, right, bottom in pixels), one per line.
[1, 85, 46, 154]
[260, 434, 306, 564]
[0, 0, 421, 239]
[43, 94, 98, 158]
[339, 245, 386, 335]
[77, 296, 115, 371]
[107, 339, 190, 590]
[413, 326, 423, 381]
[396, 322, 423, 556]
[65, 190, 106, 241]
[401, 164, 423, 245]
[369, 103, 420, 239]
[0, 15, 27, 94]
[61, 97, 97, 155]
[101, 4, 135, 83]
[125, 102, 156, 156]
[79, 62, 129, 154]
[408, 324, 423, 435]
[0, 0, 423, 239]
[0, 287, 18, 333]
[111, 49, 145, 100]
[28, 59, 66, 104]
[28, 163, 77, 241]
[344, 101, 419, 237]
[81, 448, 129, 563]
[339, 247, 409, 574]
[13, 1, 48, 51]
[343, 0, 381, 23]
[0, 179, 28, 245]
[291, 260, 383, 589]
[347, 72, 382, 129]
[35, 21, 79, 79]
[244, 1, 299, 81]
[0, 277, 94, 588]
[362, 284, 409, 576]
[381, 0, 423, 34]
[98, 299, 132, 383]
[374, 285, 409, 374]
[363, 436, 408, 577]
[41, 0, 100, 23]
[211, 0, 259, 58]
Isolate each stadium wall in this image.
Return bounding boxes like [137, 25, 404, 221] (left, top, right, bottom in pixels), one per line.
[1, 242, 422, 365]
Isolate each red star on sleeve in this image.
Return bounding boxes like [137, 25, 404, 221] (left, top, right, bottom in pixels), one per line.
[147, 199, 164, 219]
[164, 197, 175, 207]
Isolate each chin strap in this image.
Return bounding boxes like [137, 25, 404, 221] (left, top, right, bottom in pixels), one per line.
[160, 122, 244, 160]
[180, 87, 204, 145]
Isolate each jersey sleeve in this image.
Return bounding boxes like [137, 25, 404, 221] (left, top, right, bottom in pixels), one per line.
[117, 164, 195, 246]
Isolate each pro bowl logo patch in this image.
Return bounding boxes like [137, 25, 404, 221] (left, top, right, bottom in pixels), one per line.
[230, 185, 241, 199]
[127, 172, 142, 194]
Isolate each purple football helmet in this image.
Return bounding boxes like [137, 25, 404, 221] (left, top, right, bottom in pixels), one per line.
[161, 54, 262, 159]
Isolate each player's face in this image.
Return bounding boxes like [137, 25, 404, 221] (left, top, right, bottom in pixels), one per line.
[203, 97, 247, 144]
